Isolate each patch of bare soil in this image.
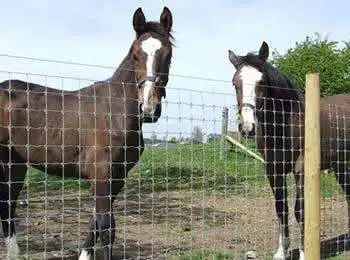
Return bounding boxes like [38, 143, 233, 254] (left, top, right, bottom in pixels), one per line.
[0, 186, 349, 259]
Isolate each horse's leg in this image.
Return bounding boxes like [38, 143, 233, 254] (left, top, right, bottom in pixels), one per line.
[78, 214, 99, 260]
[333, 163, 350, 233]
[79, 167, 125, 260]
[95, 176, 125, 260]
[267, 161, 290, 260]
[293, 155, 305, 260]
[0, 148, 27, 260]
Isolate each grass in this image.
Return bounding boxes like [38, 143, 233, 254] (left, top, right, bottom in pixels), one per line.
[168, 250, 236, 260]
[130, 140, 265, 194]
[23, 140, 267, 196]
[25, 167, 89, 194]
[24, 140, 343, 198]
[168, 250, 277, 260]
[169, 250, 349, 260]
[19, 140, 348, 259]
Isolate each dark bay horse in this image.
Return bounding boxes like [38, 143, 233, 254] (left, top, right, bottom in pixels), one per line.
[228, 41, 350, 260]
[0, 6, 174, 260]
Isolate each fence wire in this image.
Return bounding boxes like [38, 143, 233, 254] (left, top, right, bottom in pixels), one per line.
[0, 56, 349, 260]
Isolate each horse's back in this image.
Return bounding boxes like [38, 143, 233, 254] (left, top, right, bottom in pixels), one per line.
[319, 94, 350, 169]
[0, 79, 142, 175]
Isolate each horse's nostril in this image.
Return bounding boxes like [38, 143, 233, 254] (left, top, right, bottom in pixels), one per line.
[155, 80, 163, 86]
[155, 76, 166, 86]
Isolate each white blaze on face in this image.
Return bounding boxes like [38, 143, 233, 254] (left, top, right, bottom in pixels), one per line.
[141, 37, 162, 115]
[239, 65, 263, 133]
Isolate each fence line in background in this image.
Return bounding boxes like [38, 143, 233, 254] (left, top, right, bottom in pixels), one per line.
[220, 107, 229, 160]
[225, 135, 264, 163]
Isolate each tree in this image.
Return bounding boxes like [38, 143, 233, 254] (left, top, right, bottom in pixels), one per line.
[169, 137, 177, 143]
[143, 138, 151, 144]
[191, 126, 204, 144]
[272, 33, 350, 97]
[151, 133, 158, 144]
[206, 133, 221, 143]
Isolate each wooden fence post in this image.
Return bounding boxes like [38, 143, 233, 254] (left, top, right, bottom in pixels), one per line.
[220, 107, 228, 160]
[304, 73, 321, 259]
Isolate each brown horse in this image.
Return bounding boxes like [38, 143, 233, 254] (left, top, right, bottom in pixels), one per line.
[228, 41, 350, 260]
[0, 6, 174, 260]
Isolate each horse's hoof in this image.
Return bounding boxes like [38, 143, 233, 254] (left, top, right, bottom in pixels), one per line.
[299, 250, 305, 260]
[78, 249, 93, 260]
[272, 250, 287, 260]
[5, 236, 20, 260]
[272, 256, 286, 260]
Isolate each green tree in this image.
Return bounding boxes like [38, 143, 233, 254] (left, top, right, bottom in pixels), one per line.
[272, 33, 350, 97]
[191, 126, 204, 144]
[169, 137, 177, 143]
[151, 133, 158, 144]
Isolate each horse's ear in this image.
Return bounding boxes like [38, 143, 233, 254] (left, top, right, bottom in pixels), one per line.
[228, 50, 239, 68]
[259, 41, 269, 62]
[160, 6, 173, 33]
[133, 7, 146, 37]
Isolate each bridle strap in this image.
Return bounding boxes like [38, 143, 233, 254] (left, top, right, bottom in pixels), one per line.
[135, 75, 156, 87]
[241, 103, 255, 110]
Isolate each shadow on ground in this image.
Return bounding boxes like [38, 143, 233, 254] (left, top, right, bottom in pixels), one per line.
[287, 233, 350, 260]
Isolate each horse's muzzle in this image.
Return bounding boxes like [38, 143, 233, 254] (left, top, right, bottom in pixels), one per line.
[238, 122, 256, 138]
[141, 103, 161, 123]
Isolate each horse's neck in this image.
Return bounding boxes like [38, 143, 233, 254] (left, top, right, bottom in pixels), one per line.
[111, 56, 136, 85]
[102, 56, 138, 99]
[259, 85, 304, 138]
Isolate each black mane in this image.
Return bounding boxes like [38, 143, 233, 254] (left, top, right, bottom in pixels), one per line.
[143, 21, 175, 45]
[240, 52, 305, 108]
[113, 21, 175, 81]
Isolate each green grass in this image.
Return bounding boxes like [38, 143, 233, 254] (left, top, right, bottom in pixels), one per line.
[131, 141, 265, 194]
[21, 140, 348, 259]
[168, 249, 348, 260]
[25, 167, 89, 194]
[24, 140, 343, 198]
[168, 250, 236, 260]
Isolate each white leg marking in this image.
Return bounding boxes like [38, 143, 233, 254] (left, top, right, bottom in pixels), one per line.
[299, 250, 305, 260]
[79, 249, 92, 260]
[273, 233, 290, 260]
[5, 235, 19, 260]
[140, 37, 162, 114]
[239, 65, 263, 131]
[78, 207, 96, 260]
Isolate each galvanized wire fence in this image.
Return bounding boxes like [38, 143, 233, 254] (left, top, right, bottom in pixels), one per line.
[0, 56, 349, 260]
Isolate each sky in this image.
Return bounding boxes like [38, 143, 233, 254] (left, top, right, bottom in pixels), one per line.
[0, 0, 349, 140]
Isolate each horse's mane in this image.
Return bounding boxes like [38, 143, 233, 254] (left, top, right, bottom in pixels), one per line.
[124, 21, 175, 62]
[143, 21, 175, 45]
[240, 52, 305, 109]
[111, 21, 175, 83]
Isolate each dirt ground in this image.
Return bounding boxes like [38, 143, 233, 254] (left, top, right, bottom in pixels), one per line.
[0, 185, 350, 260]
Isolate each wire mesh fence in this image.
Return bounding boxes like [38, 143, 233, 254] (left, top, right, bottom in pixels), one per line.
[0, 55, 349, 260]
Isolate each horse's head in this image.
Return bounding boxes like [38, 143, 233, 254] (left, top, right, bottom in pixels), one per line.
[228, 41, 269, 137]
[131, 6, 174, 123]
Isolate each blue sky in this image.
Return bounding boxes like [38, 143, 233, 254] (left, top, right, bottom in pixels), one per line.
[0, 0, 349, 139]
